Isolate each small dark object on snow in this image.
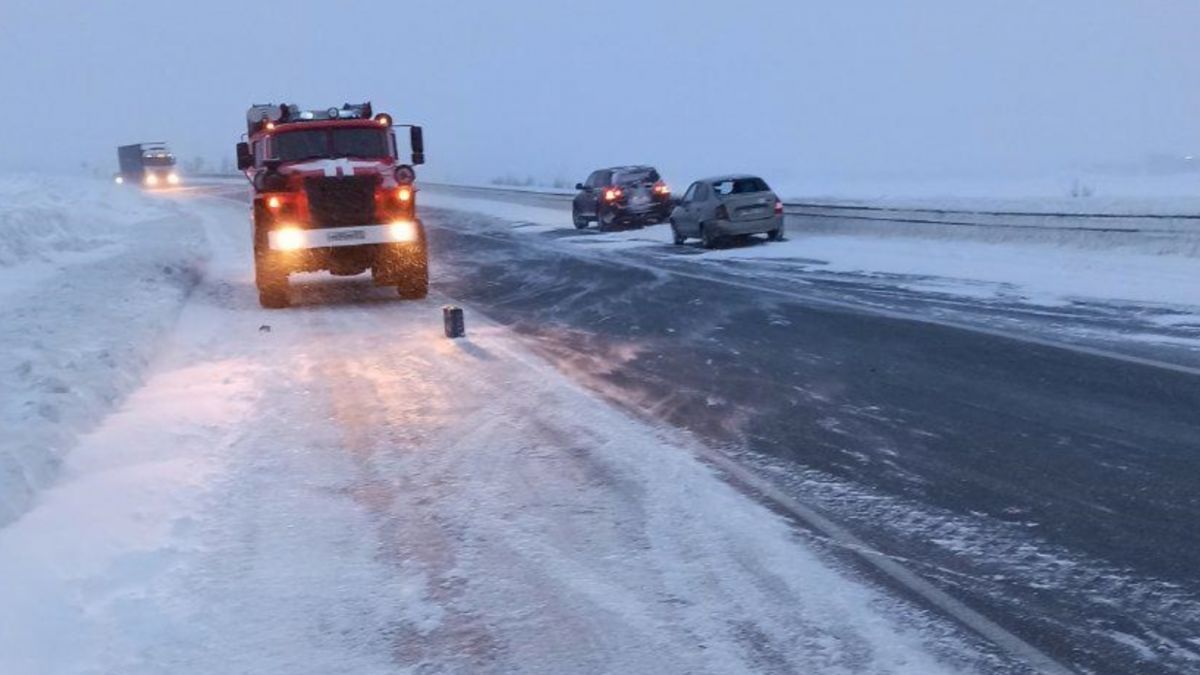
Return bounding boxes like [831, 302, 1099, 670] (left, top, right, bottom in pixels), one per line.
[259, 325, 272, 333]
[443, 306, 465, 339]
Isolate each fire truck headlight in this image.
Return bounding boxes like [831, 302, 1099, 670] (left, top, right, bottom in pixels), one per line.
[389, 220, 419, 243]
[274, 226, 305, 251]
[167, 173, 180, 185]
[144, 174, 159, 186]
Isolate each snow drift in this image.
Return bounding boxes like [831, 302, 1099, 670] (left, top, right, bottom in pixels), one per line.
[0, 176, 207, 526]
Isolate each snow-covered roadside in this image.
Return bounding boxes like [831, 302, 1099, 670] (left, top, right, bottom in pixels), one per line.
[784, 172, 1200, 216]
[0, 191, 1012, 673]
[420, 189, 1200, 312]
[702, 235, 1200, 310]
[0, 176, 207, 526]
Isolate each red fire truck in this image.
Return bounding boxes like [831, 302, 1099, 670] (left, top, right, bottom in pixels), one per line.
[236, 102, 427, 308]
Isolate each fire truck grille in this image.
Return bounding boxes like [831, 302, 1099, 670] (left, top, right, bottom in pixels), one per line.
[304, 176, 378, 228]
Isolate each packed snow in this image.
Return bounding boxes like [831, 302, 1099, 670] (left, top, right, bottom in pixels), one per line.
[0, 184, 1009, 673]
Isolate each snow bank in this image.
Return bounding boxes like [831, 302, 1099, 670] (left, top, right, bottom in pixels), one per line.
[0, 176, 169, 267]
[0, 176, 207, 527]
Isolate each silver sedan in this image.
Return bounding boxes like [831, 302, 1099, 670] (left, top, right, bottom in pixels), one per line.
[669, 175, 784, 248]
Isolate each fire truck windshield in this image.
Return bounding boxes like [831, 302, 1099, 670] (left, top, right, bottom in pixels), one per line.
[272, 128, 391, 161]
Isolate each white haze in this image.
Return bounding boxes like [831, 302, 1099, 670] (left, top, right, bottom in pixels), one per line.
[1, 0, 1198, 188]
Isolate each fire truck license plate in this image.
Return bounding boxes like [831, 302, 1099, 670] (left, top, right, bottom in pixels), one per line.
[328, 229, 367, 242]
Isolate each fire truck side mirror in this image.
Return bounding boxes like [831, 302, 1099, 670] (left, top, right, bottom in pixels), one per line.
[409, 126, 425, 166]
[236, 142, 253, 171]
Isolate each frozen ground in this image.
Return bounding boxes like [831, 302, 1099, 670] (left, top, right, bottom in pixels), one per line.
[0, 181, 1020, 673]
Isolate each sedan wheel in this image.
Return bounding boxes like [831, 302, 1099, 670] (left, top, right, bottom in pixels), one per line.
[670, 220, 686, 245]
[702, 223, 720, 250]
[767, 226, 784, 242]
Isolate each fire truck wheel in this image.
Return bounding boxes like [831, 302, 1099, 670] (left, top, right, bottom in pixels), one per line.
[396, 257, 429, 299]
[255, 254, 290, 309]
[397, 273, 428, 300]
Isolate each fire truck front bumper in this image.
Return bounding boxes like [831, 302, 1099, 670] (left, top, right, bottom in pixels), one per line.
[268, 221, 423, 252]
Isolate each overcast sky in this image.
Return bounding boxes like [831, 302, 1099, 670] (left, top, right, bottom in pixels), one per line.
[1, 1, 1198, 186]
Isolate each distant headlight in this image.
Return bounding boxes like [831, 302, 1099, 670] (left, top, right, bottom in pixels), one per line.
[389, 220, 419, 243]
[144, 174, 159, 186]
[114, 175, 124, 184]
[167, 173, 180, 185]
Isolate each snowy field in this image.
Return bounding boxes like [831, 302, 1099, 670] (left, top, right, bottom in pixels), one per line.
[781, 172, 1200, 215]
[0, 180, 1017, 673]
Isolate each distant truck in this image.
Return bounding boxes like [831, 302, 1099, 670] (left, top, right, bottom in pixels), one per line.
[236, 102, 427, 308]
[115, 143, 180, 188]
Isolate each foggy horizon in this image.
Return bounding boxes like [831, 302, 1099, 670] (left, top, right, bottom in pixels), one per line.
[2, 1, 1198, 187]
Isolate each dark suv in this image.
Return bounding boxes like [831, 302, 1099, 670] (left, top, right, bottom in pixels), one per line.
[572, 165, 672, 230]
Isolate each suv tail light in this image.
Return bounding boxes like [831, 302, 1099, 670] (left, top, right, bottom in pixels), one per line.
[604, 187, 624, 202]
[652, 181, 671, 197]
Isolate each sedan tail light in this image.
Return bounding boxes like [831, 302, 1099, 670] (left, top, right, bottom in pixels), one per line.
[774, 200, 784, 215]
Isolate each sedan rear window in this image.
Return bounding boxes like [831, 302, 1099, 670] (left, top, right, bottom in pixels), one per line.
[712, 177, 770, 195]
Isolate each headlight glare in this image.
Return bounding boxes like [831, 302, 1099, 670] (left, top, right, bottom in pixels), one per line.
[389, 220, 418, 243]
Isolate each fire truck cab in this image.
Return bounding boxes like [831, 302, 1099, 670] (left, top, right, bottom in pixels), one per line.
[236, 102, 427, 308]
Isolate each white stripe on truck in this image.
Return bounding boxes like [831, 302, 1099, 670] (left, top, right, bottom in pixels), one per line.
[269, 224, 398, 250]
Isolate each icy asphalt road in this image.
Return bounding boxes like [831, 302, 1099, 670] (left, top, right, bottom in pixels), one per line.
[6, 180, 1197, 674]
[405, 187, 1200, 674]
[165, 181, 1200, 674]
[0, 184, 1033, 675]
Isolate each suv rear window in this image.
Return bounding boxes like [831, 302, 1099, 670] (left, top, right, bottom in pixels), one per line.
[712, 177, 770, 195]
[613, 168, 660, 186]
